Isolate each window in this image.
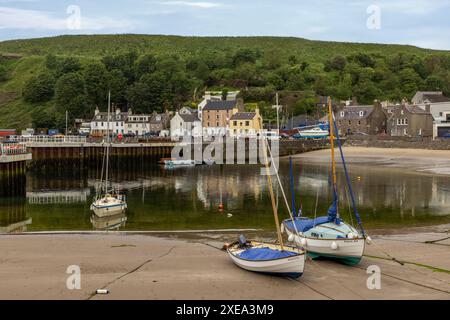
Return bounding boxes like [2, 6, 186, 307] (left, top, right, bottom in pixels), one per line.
[216, 115, 219, 120]
[348, 120, 351, 125]
[216, 122, 219, 126]
[401, 110, 404, 115]
[340, 111, 345, 117]
[245, 121, 250, 126]
[358, 120, 361, 126]
[233, 121, 237, 126]
[439, 112, 443, 117]
[359, 111, 364, 117]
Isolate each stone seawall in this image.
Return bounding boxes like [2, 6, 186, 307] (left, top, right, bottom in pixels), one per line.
[347, 136, 450, 150]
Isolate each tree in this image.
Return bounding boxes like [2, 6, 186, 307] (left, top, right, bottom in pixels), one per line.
[107, 69, 128, 106]
[135, 54, 157, 79]
[23, 71, 56, 103]
[55, 57, 82, 76]
[126, 72, 171, 113]
[325, 55, 347, 72]
[102, 51, 138, 83]
[55, 73, 90, 117]
[31, 106, 57, 129]
[83, 62, 109, 107]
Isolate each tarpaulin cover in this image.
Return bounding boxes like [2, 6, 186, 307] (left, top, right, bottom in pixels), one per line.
[238, 247, 297, 261]
[284, 216, 331, 233]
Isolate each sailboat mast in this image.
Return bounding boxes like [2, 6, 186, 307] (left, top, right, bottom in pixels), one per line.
[105, 91, 111, 194]
[327, 97, 338, 215]
[260, 124, 284, 250]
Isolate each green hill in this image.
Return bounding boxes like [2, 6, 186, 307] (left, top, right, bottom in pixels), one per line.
[0, 34, 449, 130]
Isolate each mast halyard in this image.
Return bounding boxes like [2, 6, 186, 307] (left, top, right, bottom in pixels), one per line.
[105, 91, 111, 195]
[328, 96, 339, 218]
[260, 119, 284, 250]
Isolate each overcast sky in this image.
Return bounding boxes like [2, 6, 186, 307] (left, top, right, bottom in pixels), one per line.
[0, 0, 449, 50]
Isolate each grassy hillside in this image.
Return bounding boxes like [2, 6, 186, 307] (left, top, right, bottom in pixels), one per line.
[0, 34, 445, 60]
[0, 34, 449, 130]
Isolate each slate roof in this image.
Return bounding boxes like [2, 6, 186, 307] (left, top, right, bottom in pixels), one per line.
[230, 112, 257, 120]
[149, 113, 169, 124]
[406, 105, 431, 114]
[92, 112, 128, 122]
[203, 100, 237, 111]
[336, 106, 374, 120]
[179, 113, 200, 122]
[423, 94, 450, 103]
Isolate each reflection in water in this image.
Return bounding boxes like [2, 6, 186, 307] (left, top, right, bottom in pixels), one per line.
[0, 198, 31, 233]
[90, 213, 127, 231]
[0, 162, 448, 233]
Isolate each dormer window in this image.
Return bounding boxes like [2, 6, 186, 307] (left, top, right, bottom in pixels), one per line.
[401, 110, 404, 115]
[340, 111, 345, 117]
[359, 111, 364, 117]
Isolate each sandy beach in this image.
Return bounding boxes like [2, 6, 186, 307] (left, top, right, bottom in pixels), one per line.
[1, 227, 449, 300]
[291, 147, 450, 176]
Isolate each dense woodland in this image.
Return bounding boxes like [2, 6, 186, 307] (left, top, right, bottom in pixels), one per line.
[0, 35, 450, 130]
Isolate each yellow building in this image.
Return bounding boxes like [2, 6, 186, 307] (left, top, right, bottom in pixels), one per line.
[229, 107, 263, 137]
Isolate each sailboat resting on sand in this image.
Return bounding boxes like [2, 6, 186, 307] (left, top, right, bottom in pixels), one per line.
[226, 97, 371, 278]
[281, 97, 370, 265]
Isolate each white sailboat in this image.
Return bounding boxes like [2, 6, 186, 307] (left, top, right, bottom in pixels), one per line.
[226, 135, 306, 278]
[298, 127, 329, 139]
[90, 92, 127, 217]
[282, 97, 369, 265]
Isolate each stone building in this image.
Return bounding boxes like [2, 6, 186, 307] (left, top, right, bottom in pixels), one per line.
[201, 100, 243, 136]
[387, 104, 434, 137]
[149, 112, 170, 133]
[335, 101, 387, 136]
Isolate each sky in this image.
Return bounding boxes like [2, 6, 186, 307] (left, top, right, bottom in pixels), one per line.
[0, 0, 449, 50]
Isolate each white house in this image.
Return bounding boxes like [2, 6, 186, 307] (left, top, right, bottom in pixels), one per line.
[170, 111, 201, 140]
[125, 114, 151, 136]
[412, 91, 450, 139]
[91, 107, 129, 136]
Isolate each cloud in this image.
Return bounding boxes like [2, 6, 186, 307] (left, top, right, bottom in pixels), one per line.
[160, 1, 223, 9]
[0, 6, 137, 31]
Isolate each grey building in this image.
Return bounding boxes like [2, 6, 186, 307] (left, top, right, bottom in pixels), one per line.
[335, 101, 387, 136]
[149, 112, 170, 133]
[387, 104, 434, 137]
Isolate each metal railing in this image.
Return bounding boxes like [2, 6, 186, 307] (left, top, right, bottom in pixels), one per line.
[0, 143, 28, 155]
[10, 135, 87, 144]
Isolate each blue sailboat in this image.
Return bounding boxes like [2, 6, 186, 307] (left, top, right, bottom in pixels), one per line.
[281, 97, 368, 265]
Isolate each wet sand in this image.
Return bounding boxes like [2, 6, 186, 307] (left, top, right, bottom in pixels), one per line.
[1, 229, 449, 300]
[292, 147, 450, 176]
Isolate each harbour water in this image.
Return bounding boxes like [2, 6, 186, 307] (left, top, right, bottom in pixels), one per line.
[1, 161, 450, 233]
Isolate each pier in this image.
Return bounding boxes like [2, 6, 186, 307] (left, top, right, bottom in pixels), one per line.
[0, 143, 32, 196]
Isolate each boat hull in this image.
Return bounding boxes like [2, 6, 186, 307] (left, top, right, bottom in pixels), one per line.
[227, 242, 305, 278]
[284, 227, 364, 266]
[91, 203, 127, 217]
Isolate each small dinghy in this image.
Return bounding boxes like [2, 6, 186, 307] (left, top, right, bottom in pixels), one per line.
[227, 236, 305, 278]
[226, 136, 306, 278]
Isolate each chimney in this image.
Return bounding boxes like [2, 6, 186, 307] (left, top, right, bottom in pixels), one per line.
[128, 108, 132, 115]
[236, 98, 245, 111]
[116, 107, 121, 115]
[373, 99, 382, 110]
[94, 106, 99, 116]
[204, 91, 212, 101]
[351, 96, 358, 106]
[425, 104, 431, 113]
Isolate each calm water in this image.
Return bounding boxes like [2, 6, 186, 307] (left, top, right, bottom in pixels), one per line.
[1, 161, 450, 233]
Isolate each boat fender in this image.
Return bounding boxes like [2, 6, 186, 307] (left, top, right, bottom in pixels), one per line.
[331, 241, 338, 250]
[288, 234, 295, 242]
[96, 289, 109, 295]
[280, 223, 285, 234]
[366, 236, 372, 245]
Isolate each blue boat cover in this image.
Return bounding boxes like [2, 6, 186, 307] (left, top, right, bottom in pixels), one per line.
[284, 216, 331, 233]
[238, 247, 297, 261]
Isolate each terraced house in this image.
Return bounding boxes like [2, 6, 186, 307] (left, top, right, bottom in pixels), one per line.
[201, 100, 242, 136]
[387, 104, 434, 137]
[335, 101, 387, 136]
[229, 107, 263, 137]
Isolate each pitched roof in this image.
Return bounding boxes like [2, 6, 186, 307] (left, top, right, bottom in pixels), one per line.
[336, 106, 374, 120]
[422, 94, 450, 103]
[149, 113, 169, 124]
[405, 105, 430, 114]
[179, 113, 200, 122]
[203, 100, 237, 111]
[230, 112, 257, 120]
